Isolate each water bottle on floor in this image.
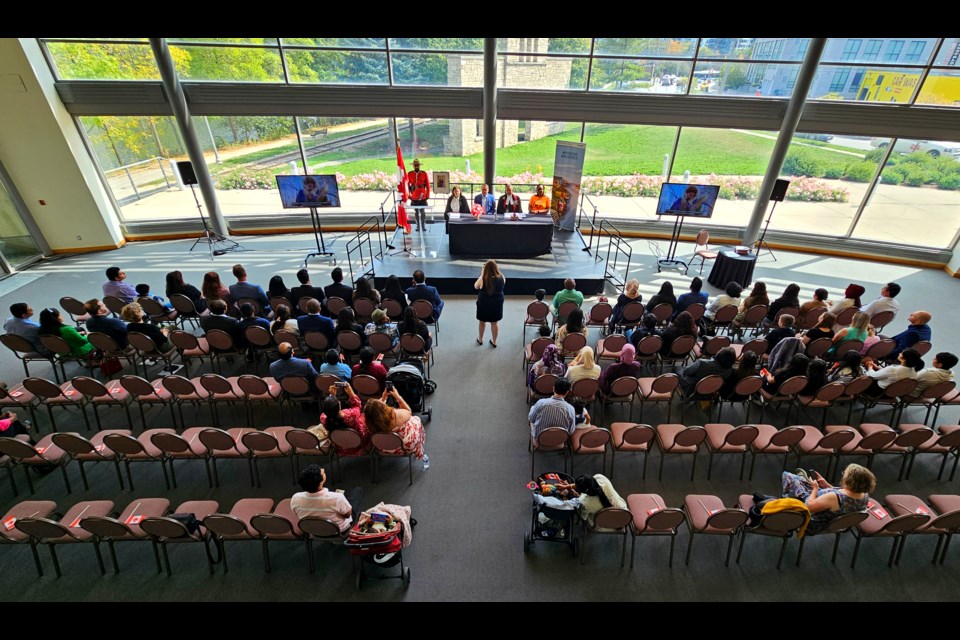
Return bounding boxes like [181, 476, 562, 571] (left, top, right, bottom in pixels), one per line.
[422, 454, 430, 470]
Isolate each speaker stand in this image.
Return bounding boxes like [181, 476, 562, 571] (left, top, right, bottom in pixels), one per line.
[187, 184, 241, 259]
[303, 207, 337, 267]
[656, 214, 689, 273]
[753, 200, 779, 262]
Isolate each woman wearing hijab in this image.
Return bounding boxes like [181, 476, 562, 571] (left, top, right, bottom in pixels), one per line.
[527, 343, 567, 389]
[599, 343, 644, 393]
[832, 283, 866, 315]
[608, 279, 642, 333]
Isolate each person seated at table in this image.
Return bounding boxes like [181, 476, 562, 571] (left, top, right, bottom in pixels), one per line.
[801, 311, 836, 346]
[443, 186, 469, 232]
[762, 353, 809, 394]
[627, 313, 661, 348]
[797, 288, 832, 326]
[674, 277, 708, 319]
[555, 308, 589, 357]
[762, 283, 801, 329]
[496, 183, 523, 216]
[474, 183, 495, 214]
[599, 343, 643, 393]
[831, 283, 865, 315]
[659, 310, 698, 356]
[528, 183, 551, 214]
[608, 279, 641, 333]
[645, 281, 676, 315]
[565, 346, 601, 384]
[765, 314, 796, 352]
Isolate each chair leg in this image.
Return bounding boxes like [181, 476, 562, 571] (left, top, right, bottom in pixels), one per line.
[261, 538, 271, 573]
[685, 531, 695, 565]
[107, 539, 120, 574]
[77, 460, 89, 491]
[776, 536, 789, 570]
[49, 544, 62, 579]
[28, 539, 43, 577]
[93, 540, 106, 575]
[60, 464, 72, 494]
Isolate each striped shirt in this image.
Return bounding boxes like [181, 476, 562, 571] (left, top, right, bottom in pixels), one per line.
[528, 396, 576, 438]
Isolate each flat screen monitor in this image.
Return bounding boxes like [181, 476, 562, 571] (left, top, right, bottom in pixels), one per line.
[655, 183, 718, 218]
[275, 175, 341, 209]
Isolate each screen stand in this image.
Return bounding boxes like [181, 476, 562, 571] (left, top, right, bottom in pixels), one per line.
[303, 207, 337, 267]
[753, 200, 778, 262]
[187, 184, 241, 259]
[656, 214, 689, 273]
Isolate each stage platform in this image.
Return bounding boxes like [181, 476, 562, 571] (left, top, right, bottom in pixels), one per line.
[370, 220, 608, 295]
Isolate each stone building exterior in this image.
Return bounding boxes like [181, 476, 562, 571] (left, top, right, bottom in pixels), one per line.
[446, 38, 571, 156]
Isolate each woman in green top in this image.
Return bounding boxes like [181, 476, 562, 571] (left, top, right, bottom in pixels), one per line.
[826, 311, 870, 357]
[38, 307, 95, 358]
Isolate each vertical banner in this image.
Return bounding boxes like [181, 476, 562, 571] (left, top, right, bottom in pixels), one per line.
[551, 141, 586, 231]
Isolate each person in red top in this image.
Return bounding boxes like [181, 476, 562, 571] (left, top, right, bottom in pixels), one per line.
[352, 346, 389, 387]
[406, 158, 431, 231]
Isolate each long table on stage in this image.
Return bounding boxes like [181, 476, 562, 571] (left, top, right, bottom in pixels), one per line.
[447, 215, 554, 258]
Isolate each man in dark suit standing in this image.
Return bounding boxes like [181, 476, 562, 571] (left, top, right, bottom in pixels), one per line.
[405, 269, 444, 321]
[290, 268, 326, 313]
[323, 267, 354, 306]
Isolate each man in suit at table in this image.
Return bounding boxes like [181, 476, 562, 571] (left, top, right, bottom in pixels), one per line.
[405, 270, 444, 321]
[474, 183, 495, 214]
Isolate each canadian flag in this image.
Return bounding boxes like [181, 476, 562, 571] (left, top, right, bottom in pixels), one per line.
[395, 141, 412, 234]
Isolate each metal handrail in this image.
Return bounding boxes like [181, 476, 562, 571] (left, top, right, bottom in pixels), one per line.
[599, 219, 631, 293]
[345, 215, 384, 287]
[103, 156, 173, 203]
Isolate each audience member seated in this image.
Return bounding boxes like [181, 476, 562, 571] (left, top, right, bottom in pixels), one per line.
[336, 308, 366, 345]
[831, 283, 865, 315]
[777, 464, 874, 536]
[721, 350, 759, 400]
[762, 353, 809, 394]
[608, 279, 641, 333]
[527, 343, 567, 389]
[826, 311, 870, 358]
[576, 474, 627, 529]
[859, 324, 880, 355]
[365, 309, 398, 347]
[201, 271, 233, 313]
[297, 299, 337, 347]
[797, 288, 831, 326]
[528, 377, 576, 438]
[704, 281, 742, 322]
[268, 275, 295, 309]
[166, 270, 205, 313]
[270, 304, 299, 336]
[352, 346, 388, 387]
[565, 346, 601, 384]
[353, 277, 380, 304]
[290, 269, 326, 311]
[236, 302, 271, 350]
[38, 307, 95, 360]
[645, 281, 677, 315]
[800, 358, 829, 395]
[324, 267, 354, 305]
[766, 314, 797, 352]
[659, 310, 698, 356]
[732, 281, 769, 332]
[0, 410, 34, 443]
[599, 343, 643, 393]
[886, 311, 932, 361]
[200, 299, 240, 342]
[4, 302, 51, 355]
[291, 464, 363, 533]
[270, 341, 318, 384]
[379, 274, 409, 312]
[802, 311, 836, 346]
[627, 313, 661, 348]
[859, 282, 901, 320]
[826, 351, 864, 385]
[913, 351, 957, 396]
[551, 277, 584, 319]
[320, 384, 370, 456]
[397, 306, 432, 351]
[405, 269, 444, 321]
[84, 298, 129, 348]
[229, 264, 271, 316]
[363, 386, 428, 464]
[135, 283, 176, 320]
[863, 348, 923, 397]
[555, 308, 589, 357]
[674, 277, 708, 319]
[121, 302, 170, 351]
[762, 283, 801, 329]
[320, 348, 352, 381]
[678, 346, 736, 397]
[102, 266, 138, 304]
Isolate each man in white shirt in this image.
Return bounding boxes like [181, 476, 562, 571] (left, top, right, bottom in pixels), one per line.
[860, 282, 901, 320]
[290, 465, 363, 533]
[914, 352, 957, 395]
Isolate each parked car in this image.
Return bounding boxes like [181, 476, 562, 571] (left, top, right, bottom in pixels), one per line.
[869, 138, 960, 158]
[795, 132, 834, 142]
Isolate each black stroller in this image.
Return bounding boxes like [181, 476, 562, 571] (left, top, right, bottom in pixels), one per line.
[386, 359, 433, 422]
[524, 471, 580, 557]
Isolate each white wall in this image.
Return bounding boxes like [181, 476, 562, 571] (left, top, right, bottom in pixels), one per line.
[0, 38, 124, 252]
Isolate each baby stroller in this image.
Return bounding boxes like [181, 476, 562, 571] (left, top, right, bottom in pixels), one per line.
[386, 359, 433, 422]
[524, 471, 580, 557]
[344, 509, 414, 590]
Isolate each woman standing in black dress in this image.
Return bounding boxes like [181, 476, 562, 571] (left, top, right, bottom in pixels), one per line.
[475, 259, 506, 348]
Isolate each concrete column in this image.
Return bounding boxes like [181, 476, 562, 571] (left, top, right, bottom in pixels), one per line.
[742, 38, 826, 246]
[483, 38, 497, 190]
[149, 38, 229, 237]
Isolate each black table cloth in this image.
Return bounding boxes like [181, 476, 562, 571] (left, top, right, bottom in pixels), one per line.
[447, 216, 554, 258]
[707, 249, 758, 289]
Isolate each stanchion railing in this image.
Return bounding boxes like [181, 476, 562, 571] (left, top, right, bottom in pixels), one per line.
[599, 219, 631, 294]
[346, 215, 384, 285]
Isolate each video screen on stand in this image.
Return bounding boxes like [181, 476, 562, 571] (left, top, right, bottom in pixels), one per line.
[276, 175, 341, 209]
[655, 183, 718, 218]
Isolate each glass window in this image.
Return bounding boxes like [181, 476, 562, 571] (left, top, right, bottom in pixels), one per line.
[822, 38, 936, 64]
[284, 49, 389, 85]
[391, 53, 483, 87]
[915, 69, 960, 107]
[863, 40, 882, 61]
[700, 38, 809, 62]
[593, 38, 697, 58]
[45, 42, 160, 80]
[808, 66, 920, 102]
[167, 38, 276, 45]
[492, 120, 582, 196]
[170, 45, 284, 82]
[903, 40, 928, 63]
[690, 61, 798, 98]
[546, 38, 592, 55]
[669, 126, 777, 229]
[852, 137, 960, 248]
[280, 38, 385, 49]
[499, 54, 586, 90]
[590, 58, 693, 93]
[0, 178, 41, 267]
[389, 38, 483, 51]
[841, 39, 862, 61]
[884, 40, 905, 62]
[934, 38, 960, 66]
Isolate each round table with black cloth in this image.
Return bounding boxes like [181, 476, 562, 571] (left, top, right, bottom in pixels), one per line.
[707, 250, 758, 289]
[476, 276, 505, 322]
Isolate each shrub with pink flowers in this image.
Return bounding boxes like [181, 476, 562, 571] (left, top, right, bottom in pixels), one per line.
[214, 168, 277, 190]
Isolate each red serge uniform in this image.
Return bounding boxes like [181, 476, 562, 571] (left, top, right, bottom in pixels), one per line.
[406, 168, 430, 230]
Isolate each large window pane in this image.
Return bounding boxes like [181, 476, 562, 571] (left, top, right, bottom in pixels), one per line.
[489, 120, 581, 201]
[285, 49, 388, 84]
[499, 55, 585, 90]
[822, 37, 937, 64]
[281, 38, 385, 49]
[0, 179, 41, 267]
[590, 59, 693, 93]
[702, 39, 809, 62]
[547, 38, 592, 55]
[915, 69, 960, 107]
[594, 38, 696, 58]
[45, 42, 160, 80]
[852, 137, 960, 248]
[807, 65, 922, 102]
[391, 53, 483, 86]
[934, 38, 960, 66]
[167, 38, 276, 45]
[170, 45, 284, 82]
[389, 38, 482, 51]
[691, 61, 798, 97]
